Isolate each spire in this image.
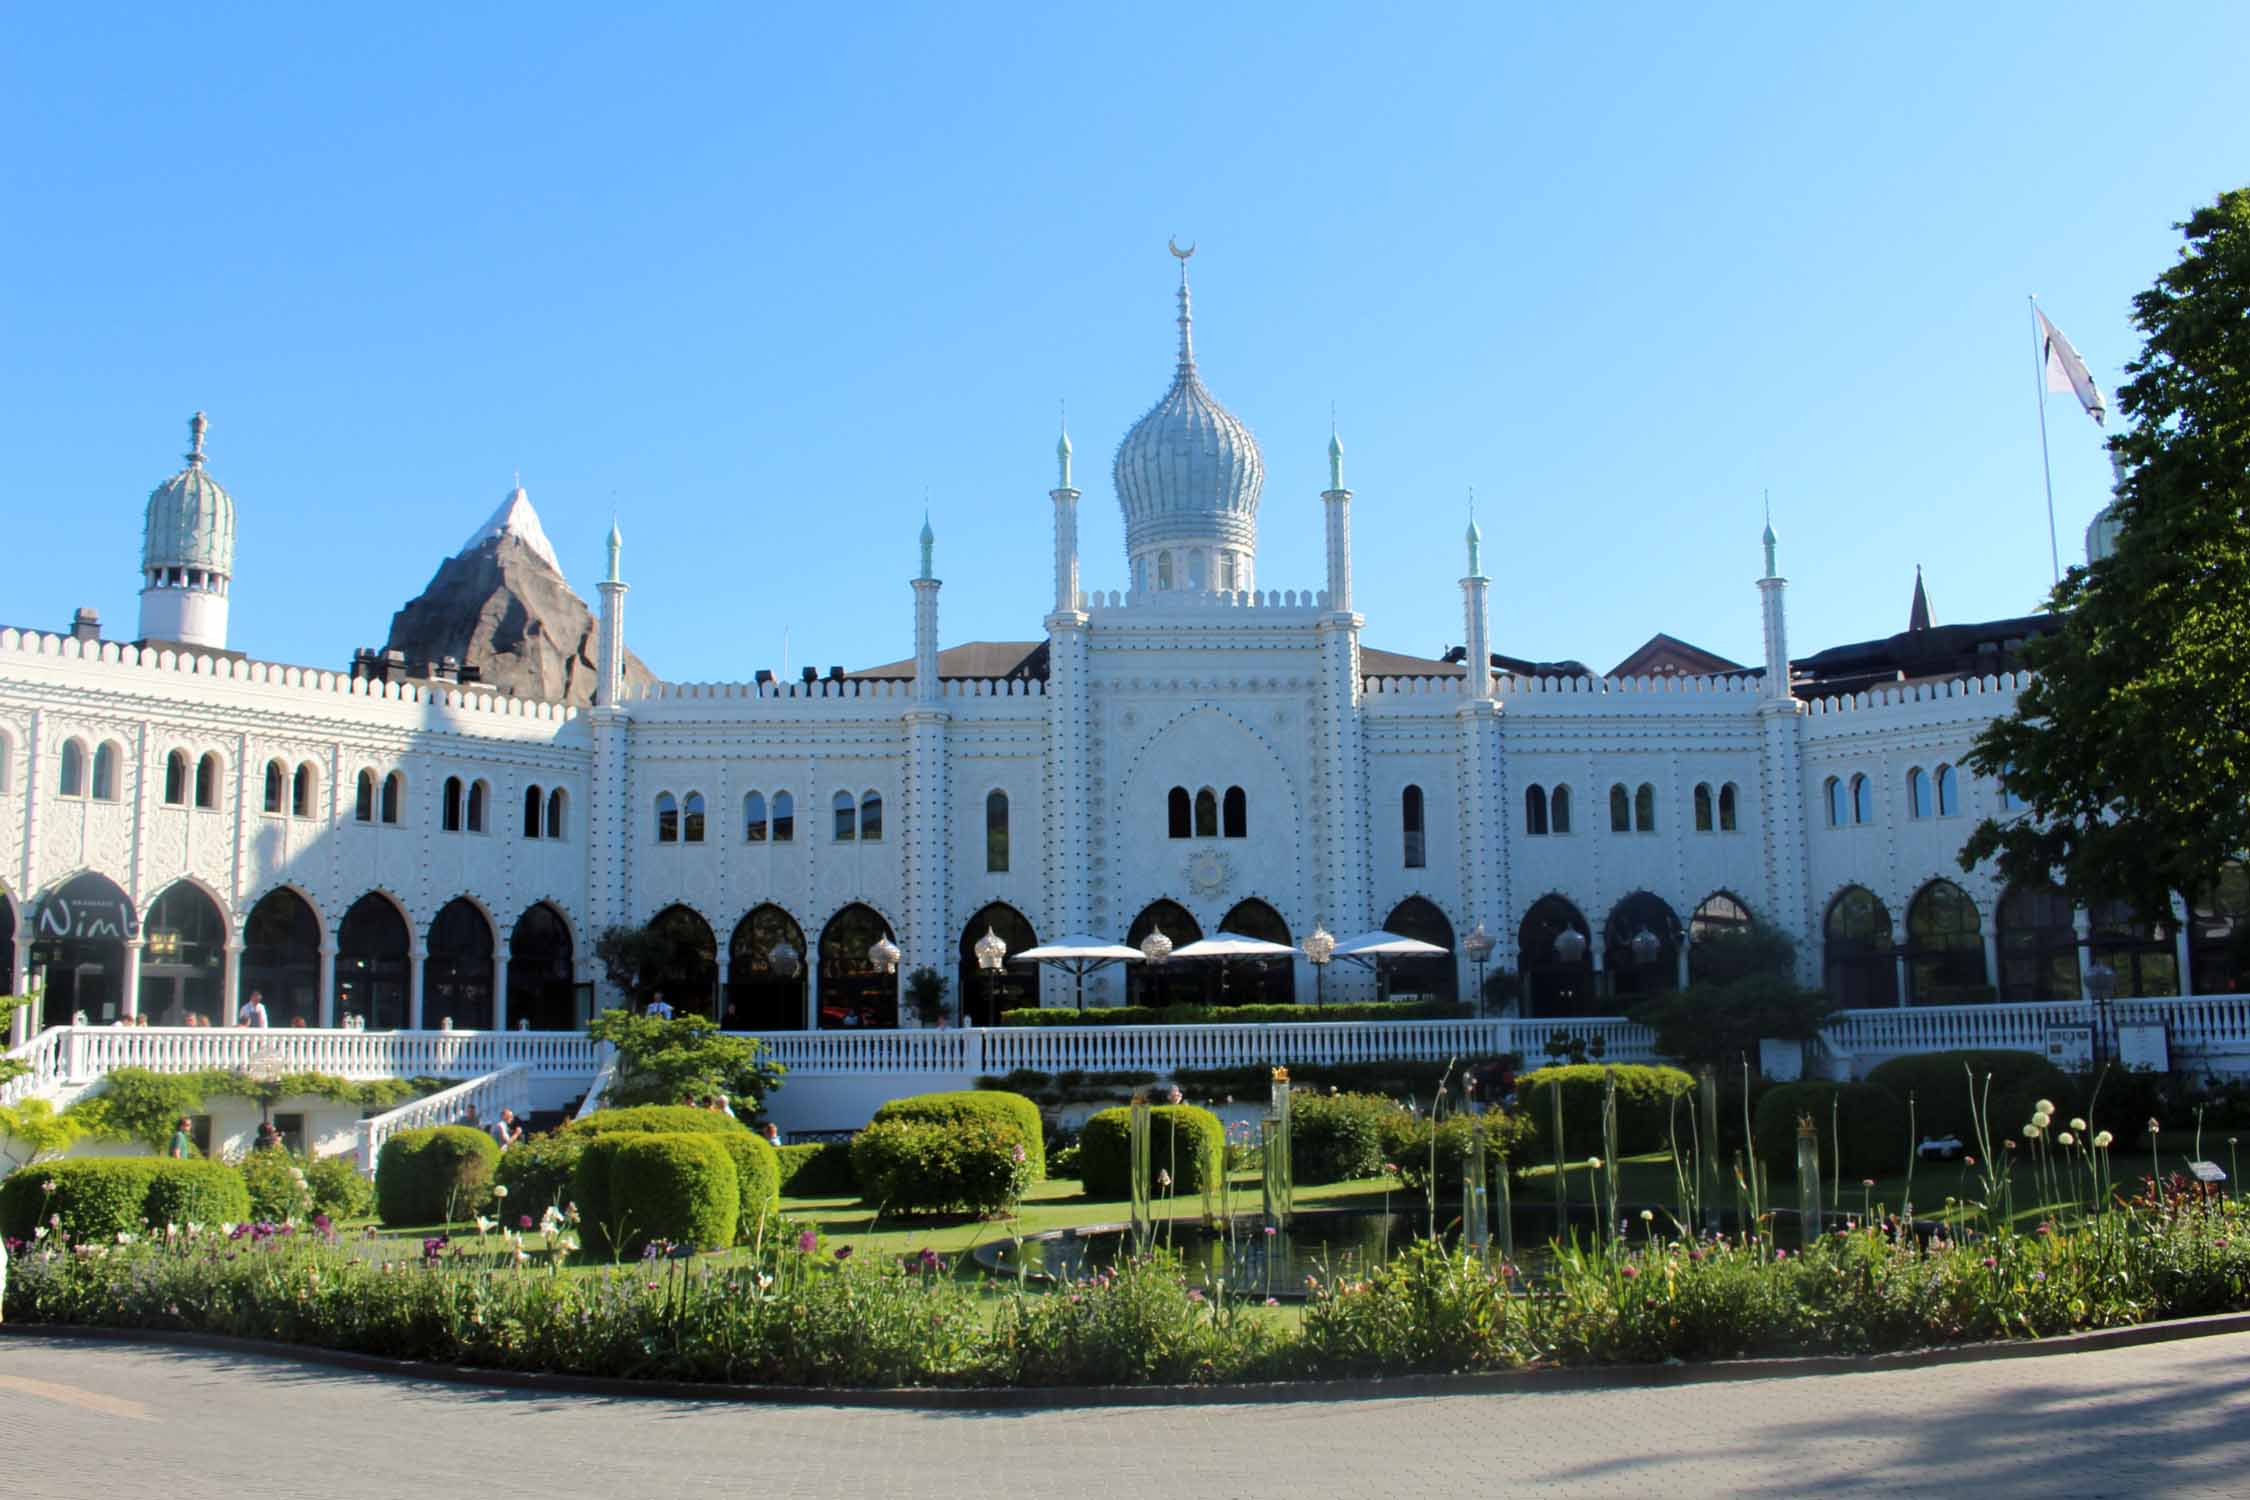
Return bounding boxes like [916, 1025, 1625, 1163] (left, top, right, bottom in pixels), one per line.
[1908, 565, 1933, 632]
[1761, 490, 1778, 580]
[1056, 410, 1073, 491]
[919, 509, 935, 581]
[186, 411, 208, 468]
[605, 516, 623, 585]
[1327, 420, 1345, 493]
[1465, 488, 1483, 577]
[1168, 236, 1197, 374]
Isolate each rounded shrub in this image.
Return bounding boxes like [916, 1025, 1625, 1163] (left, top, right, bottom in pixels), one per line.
[573, 1132, 738, 1257]
[304, 1152, 375, 1222]
[1075, 1104, 1225, 1200]
[1864, 1050, 2075, 1146]
[564, 1105, 746, 1137]
[871, 1091, 1045, 1180]
[495, 1131, 588, 1217]
[774, 1140, 857, 1197]
[1751, 1082, 1910, 1180]
[1378, 1111, 1534, 1197]
[715, 1131, 782, 1238]
[374, 1125, 501, 1227]
[850, 1117, 1033, 1216]
[239, 1146, 315, 1222]
[1519, 1064, 1699, 1159]
[1, 1158, 249, 1241]
[1290, 1092, 1404, 1184]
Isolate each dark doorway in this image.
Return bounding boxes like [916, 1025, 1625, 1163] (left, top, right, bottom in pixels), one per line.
[818, 904, 897, 1029]
[642, 905, 719, 1017]
[1126, 899, 1203, 1007]
[1215, 898, 1295, 1005]
[959, 903, 1040, 1026]
[33, 873, 134, 1026]
[727, 905, 807, 1031]
[1517, 895, 1594, 1016]
[1605, 892, 1682, 1002]
[242, 889, 321, 1027]
[425, 899, 495, 1030]
[1382, 897, 1457, 1003]
[337, 894, 411, 1030]
[508, 903, 576, 1031]
[140, 881, 226, 1025]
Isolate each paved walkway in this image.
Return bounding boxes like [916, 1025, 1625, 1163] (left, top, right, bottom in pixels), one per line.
[5, 1332, 2249, 1497]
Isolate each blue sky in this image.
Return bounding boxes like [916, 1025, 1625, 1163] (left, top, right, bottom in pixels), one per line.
[4, 5, 2244, 682]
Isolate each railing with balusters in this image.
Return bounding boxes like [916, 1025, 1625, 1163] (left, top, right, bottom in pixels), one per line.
[354, 1066, 534, 1174]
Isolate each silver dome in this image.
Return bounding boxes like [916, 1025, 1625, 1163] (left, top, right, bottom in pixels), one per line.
[141, 412, 236, 575]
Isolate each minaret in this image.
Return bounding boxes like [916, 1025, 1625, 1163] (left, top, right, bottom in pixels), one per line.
[913, 513, 941, 701]
[1461, 499, 1493, 701]
[588, 519, 635, 1012]
[596, 518, 629, 708]
[138, 412, 237, 650]
[1322, 424, 1352, 611]
[1052, 421, 1080, 612]
[1758, 507, 1790, 699]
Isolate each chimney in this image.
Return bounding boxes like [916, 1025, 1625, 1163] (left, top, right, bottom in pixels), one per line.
[70, 607, 100, 642]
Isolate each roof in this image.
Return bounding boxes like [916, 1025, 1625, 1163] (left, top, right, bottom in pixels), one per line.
[849, 641, 1049, 681]
[1792, 612, 2057, 698]
[461, 487, 565, 579]
[1606, 633, 1749, 679]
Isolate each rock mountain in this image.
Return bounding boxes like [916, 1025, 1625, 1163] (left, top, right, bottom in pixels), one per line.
[381, 488, 658, 707]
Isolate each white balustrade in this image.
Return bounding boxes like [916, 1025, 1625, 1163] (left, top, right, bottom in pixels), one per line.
[29, 1026, 601, 1088]
[1, 1026, 74, 1108]
[354, 1065, 533, 1174]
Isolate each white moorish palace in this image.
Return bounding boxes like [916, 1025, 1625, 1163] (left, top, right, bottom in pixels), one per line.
[6, 256, 2250, 1157]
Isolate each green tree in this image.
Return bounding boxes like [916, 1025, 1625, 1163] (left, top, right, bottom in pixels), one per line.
[1962, 190, 2250, 918]
[585, 1010, 785, 1111]
[0, 1096, 87, 1174]
[1627, 923, 1839, 1069]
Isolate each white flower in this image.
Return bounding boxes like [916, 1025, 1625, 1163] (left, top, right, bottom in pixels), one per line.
[492, 1185, 509, 1200]
[219, 1223, 239, 1238]
[2094, 1131, 2115, 1149]
[2022, 1124, 2041, 1139]
[1587, 1157, 1604, 1170]
[2058, 1131, 2076, 1146]
[115, 1231, 133, 1245]
[1639, 1209, 1654, 1222]
[2070, 1118, 2088, 1132]
[33, 1226, 48, 1241]
[2035, 1099, 2055, 1116]
[474, 1215, 496, 1235]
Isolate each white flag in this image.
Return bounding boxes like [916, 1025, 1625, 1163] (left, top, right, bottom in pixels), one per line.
[2037, 308, 2106, 427]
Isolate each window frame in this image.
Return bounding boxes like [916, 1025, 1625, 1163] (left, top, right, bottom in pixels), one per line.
[744, 789, 768, 843]
[858, 789, 882, 841]
[832, 789, 856, 843]
[91, 741, 122, 802]
[986, 788, 1010, 873]
[1404, 783, 1427, 866]
[656, 790, 679, 844]
[682, 791, 707, 843]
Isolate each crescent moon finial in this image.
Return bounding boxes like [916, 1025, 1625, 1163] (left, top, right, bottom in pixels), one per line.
[1168, 236, 1196, 261]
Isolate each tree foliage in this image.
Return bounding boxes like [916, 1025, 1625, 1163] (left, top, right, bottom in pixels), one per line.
[585, 1010, 785, 1112]
[1962, 189, 2250, 918]
[1627, 922, 1840, 1069]
[0, 1096, 89, 1174]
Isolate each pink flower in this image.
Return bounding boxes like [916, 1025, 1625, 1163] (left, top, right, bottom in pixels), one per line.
[796, 1229, 817, 1253]
[1620, 1264, 1639, 1279]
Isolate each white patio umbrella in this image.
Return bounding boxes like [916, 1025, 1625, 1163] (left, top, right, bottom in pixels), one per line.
[1166, 932, 1302, 961]
[1328, 929, 1452, 1002]
[1015, 934, 1144, 1011]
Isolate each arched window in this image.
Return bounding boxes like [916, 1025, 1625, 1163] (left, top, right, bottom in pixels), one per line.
[818, 903, 899, 1028]
[727, 904, 808, 1031]
[682, 792, 707, 843]
[771, 790, 795, 842]
[1383, 897, 1457, 1003]
[442, 776, 464, 832]
[523, 784, 544, 839]
[0, 729, 11, 793]
[1157, 552, 1174, 589]
[1693, 783, 1714, 832]
[264, 759, 287, 815]
[1168, 786, 1191, 839]
[655, 791, 678, 843]
[1823, 886, 1897, 1006]
[196, 752, 221, 810]
[355, 769, 376, 823]
[1997, 767, 2026, 813]
[1824, 775, 1846, 828]
[380, 771, 402, 825]
[1523, 783, 1548, 837]
[1550, 783, 1572, 834]
[959, 902, 1040, 1024]
[2089, 899, 2178, 999]
[1718, 782, 1738, 832]
[163, 749, 189, 806]
[1222, 785, 1246, 839]
[1905, 879, 1985, 1003]
[545, 787, 566, 840]
[1687, 892, 1756, 984]
[1907, 767, 1931, 819]
[1194, 787, 1219, 838]
[1606, 892, 1682, 999]
[1401, 783, 1429, 864]
[986, 789, 1009, 873]
[1517, 895, 1594, 1016]
[744, 790, 768, 842]
[2191, 863, 2250, 996]
[58, 738, 86, 797]
[859, 790, 883, 841]
[291, 762, 317, 818]
[1935, 764, 1959, 817]
[1997, 882, 2078, 1002]
[832, 790, 856, 842]
[424, 898, 496, 1031]
[1609, 783, 1631, 833]
[90, 741, 121, 801]
[1851, 773, 1874, 825]
[1634, 783, 1656, 832]
[466, 779, 488, 834]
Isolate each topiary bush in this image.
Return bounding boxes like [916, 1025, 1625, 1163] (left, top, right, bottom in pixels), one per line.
[1519, 1064, 1699, 1159]
[238, 1146, 314, 1223]
[1289, 1092, 1405, 1184]
[563, 1105, 746, 1138]
[374, 1126, 501, 1227]
[1378, 1111, 1535, 1197]
[1864, 1050, 2075, 1146]
[849, 1117, 1032, 1216]
[495, 1131, 587, 1217]
[774, 1141, 857, 1197]
[871, 1091, 1045, 1180]
[304, 1152, 374, 1222]
[1751, 1082, 1911, 1180]
[1075, 1104, 1225, 1201]
[1, 1158, 249, 1241]
[714, 1131, 781, 1239]
[573, 1132, 738, 1258]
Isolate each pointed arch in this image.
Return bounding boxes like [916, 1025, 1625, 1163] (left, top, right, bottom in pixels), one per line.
[1523, 782, 1547, 837]
[466, 778, 489, 833]
[243, 886, 323, 1027]
[426, 896, 496, 1029]
[443, 776, 464, 832]
[1693, 782, 1713, 833]
[655, 790, 679, 843]
[1516, 893, 1593, 1017]
[196, 752, 223, 811]
[1905, 879, 1985, 1003]
[1823, 885, 1897, 1006]
[1717, 781, 1738, 832]
[960, 902, 1040, 1025]
[643, 904, 720, 1016]
[264, 758, 287, 815]
[818, 902, 898, 1028]
[1216, 897, 1294, 1005]
[743, 789, 768, 843]
[1381, 896, 1457, 1003]
[31, 870, 136, 1026]
[337, 891, 412, 1030]
[523, 784, 544, 839]
[1126, 899, 1204, 1007]
[356, 768, 377, 823]
[140, 878, 228, 1025]
[507, 901, 577, 1030]
[163, 749, 189, 806]
[545, 786, 567, 840]
[727, 903, 807, 1031]
[1605, 891, 1681, 999]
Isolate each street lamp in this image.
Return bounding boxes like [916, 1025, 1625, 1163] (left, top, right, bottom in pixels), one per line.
[1139, 927, 1173, 1008]
[1629, 927, 1661, 967]
[769, 939, 801, 981]
[1303, 925, 1336, 1008]
[975, 927, 1008, 1025]
[2087, 959, 2118, 1068]
[1464, 921, 1495, 1019]
[1552, 926, 1587, 965]
[869, 935, 901, 1028]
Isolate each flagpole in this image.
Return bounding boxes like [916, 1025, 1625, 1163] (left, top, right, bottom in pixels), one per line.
[2030, 294, 2060, 587]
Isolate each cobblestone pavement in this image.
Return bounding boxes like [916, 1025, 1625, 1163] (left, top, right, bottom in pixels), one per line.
[6, 1332, 2249, 1498]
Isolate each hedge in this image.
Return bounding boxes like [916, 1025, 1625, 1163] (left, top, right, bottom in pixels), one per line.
[872, 1091, 1045, 1180]
[715, 1132, 782, 1238]
[1519, 1064, 1699, 1159]
[775, 1141, 858, 1197]
[375, 1126, 500, 1227]
[850, 1117, 1032, 1216]
[1751, 1082, 1911, 1180]
[1076, 1104, 1225, 1200]
[574, 1132, 739, 1257]
[239, 1146, 314, 1223]
[1000, 1001, 1471, 1028]
[563, 1105, 746, 1138]
[1380, 1111, 1533, 1198]
[1, 1158, 249, 1242]
[1864, 1050, 2074, 1146]
[496, 1131, 587, 1217]
[1289, 1092, 1402, 1184]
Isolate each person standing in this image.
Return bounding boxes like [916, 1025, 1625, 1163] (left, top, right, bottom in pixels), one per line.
[645, 991, 674, 1020]
[239, 991, 270, 1028]
[487, 1107, 522, 1150]
[169, 1116, 195, 1159]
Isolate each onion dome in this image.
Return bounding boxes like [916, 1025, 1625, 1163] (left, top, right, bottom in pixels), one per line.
[1112, 246, 1264, 580]
[141, 412, 236, 576]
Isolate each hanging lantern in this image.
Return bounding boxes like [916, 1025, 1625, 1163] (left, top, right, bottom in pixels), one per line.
[868, 935, 901, 975]
[975, 927, 1009, 973]
[1463, 922, 1496, 964]
[1630, 927, 1661, 966]
[1553, 926, 1588, 964]
[1140, 928, 1174, 964]
[769, 938, 801, 981]
[1301, 925, 1336, 967]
